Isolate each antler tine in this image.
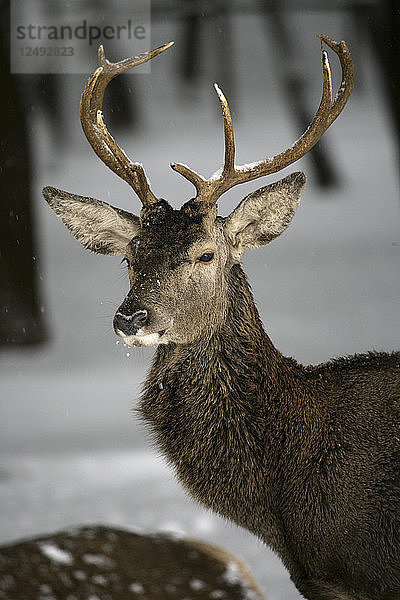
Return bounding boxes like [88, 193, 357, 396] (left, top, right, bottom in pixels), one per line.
[172, 35, 352, 205]
[317, 35, 354, 127]
[171, 83, 236, 202]
[214, 83, 236, 176]
[80, 41, 174, 206]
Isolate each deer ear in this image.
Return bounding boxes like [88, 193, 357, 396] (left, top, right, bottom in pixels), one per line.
[224, 172, 305, 261]
[42, 186, 140, 256]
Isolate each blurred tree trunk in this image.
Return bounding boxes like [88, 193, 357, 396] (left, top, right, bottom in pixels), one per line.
[0, 2, 47, 345]
[368, 0, 400, 180]
[180, 0, 202, 82]
[264, 0, 338, 188]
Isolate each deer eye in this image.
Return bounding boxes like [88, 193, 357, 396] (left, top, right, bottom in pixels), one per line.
[198, 252, 214, 263]
[121, 257, 131, 268]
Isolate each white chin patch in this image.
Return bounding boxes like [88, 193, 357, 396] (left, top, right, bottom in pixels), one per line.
[122, 332, 162, 347]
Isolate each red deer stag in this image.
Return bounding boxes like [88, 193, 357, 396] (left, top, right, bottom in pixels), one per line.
[43, 36, 400, 600]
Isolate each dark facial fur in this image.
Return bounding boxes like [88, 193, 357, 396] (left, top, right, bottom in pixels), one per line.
[116, 199, 229, 346]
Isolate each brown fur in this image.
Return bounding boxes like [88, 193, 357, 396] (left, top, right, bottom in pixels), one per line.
[140, 264, 400, 600]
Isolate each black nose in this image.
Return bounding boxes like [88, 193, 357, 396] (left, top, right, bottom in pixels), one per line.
[113, 309, 148, 336]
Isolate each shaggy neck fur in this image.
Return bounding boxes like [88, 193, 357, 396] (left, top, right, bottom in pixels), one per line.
[140, 264, 400, 597]
[140, 264, 323, 545]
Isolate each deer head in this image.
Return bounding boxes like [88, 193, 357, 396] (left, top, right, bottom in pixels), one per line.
[43, 35, 353, 347]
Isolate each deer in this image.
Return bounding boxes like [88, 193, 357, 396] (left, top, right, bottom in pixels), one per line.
[42, 35, 400, 600]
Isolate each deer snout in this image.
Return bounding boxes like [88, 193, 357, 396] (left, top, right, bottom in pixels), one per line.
[113, 309, 148, 337]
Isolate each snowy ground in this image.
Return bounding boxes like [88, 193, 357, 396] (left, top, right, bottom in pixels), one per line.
[1, 12, 399, 600]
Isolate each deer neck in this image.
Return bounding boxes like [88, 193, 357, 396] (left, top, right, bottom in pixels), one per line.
[140, 263, 316, 538]
[143, 263, 307, 407]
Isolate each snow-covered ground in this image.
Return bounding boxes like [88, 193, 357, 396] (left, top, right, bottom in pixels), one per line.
[1, 12, 399, 600]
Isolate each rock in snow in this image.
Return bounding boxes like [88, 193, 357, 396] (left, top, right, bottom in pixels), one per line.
[0, 525, 265, 599]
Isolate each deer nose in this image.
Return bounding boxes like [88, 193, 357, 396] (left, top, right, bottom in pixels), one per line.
[113, 309, 148, 336]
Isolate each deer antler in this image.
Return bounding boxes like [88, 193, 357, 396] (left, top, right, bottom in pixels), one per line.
[171, 34, 353, 204]
[80, 41, 174, 206]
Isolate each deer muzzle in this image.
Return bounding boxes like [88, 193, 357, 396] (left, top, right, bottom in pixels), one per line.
[113, 305, 169, 347]
[114, 309, 149, 337]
